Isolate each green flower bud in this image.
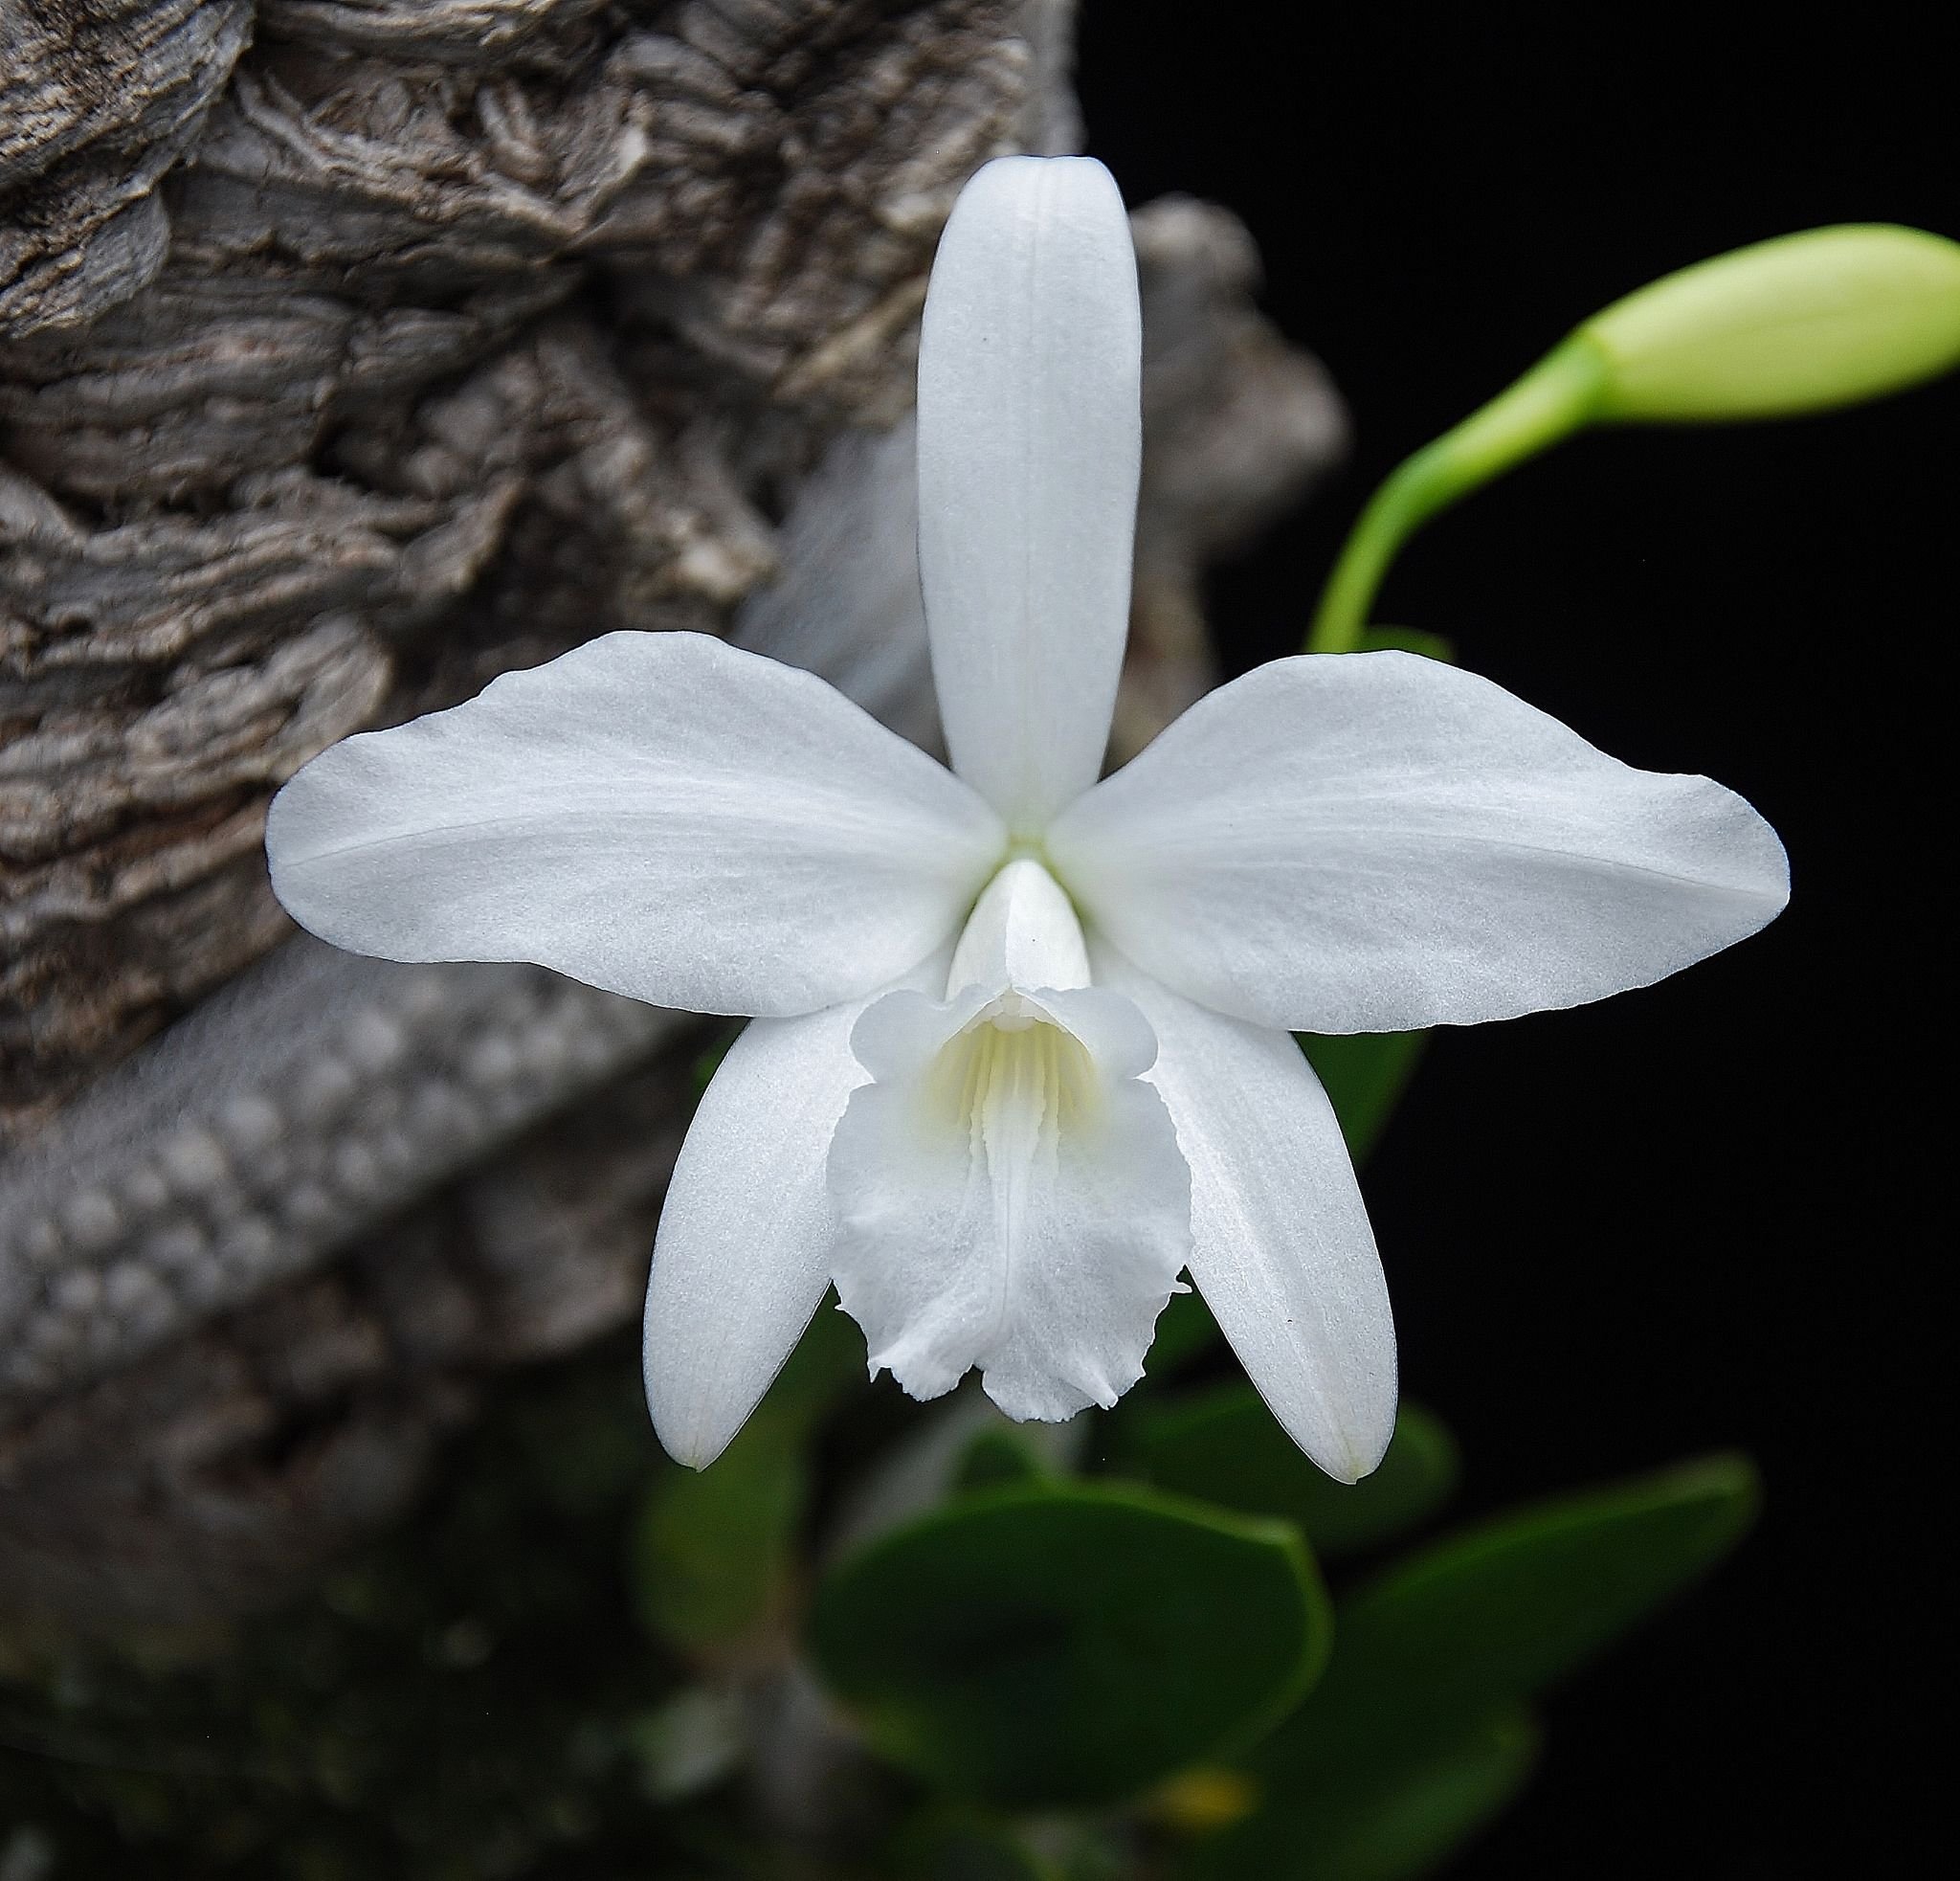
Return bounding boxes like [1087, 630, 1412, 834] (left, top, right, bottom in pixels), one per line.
[1307, 223, 1960, 653]
[1580, 224, 1960, 421]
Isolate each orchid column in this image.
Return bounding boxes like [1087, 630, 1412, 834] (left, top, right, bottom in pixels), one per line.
[266, 156, 1787, 1486]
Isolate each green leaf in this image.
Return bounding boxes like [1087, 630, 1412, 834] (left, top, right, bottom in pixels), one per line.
[1132, 1389, 1458, 1559]
[1183, 1706, 1538, 1881]
[1298, 1030, 1429, 1163]
[761, 1294, 867, 1423]
[895, 1812, 1058, 1881]
[1183, 1456, 1753, 1880]
[1254, 1453, 1758, 1783]
[688, 1021, 744, 1099]
[1140, 1287, 1222, 1375]
[954, 1427, 1055, 1492]
[627, 1687, 746, 1802]
[630, 1302, 860, 1656]
[631, 1417, 803, 1656]
[811, 1483, 1330, 1809]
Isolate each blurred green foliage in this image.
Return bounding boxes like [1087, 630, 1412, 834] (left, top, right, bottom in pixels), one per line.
[952, 1427, 1058, 1492]
[1179, 1455, 1758, 1879]
[0, 1348, 714, 1878]
[1281, 1455, 1758, 1759]
[1299, 1030, 1429, 1164]
[812, 1483, 1328, 1808]
[1, 993, 1757, 1881]
[1125, 1389, 1459, 1560]
[632, 1303, 861, 1659]
[1192, 1705, 1541, 1881]
[900, 1812, 1059, 1880]
[0, 1312, 1760, 1881]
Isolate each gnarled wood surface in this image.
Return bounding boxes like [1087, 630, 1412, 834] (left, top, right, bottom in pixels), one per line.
[0, 0, 1344, 1623]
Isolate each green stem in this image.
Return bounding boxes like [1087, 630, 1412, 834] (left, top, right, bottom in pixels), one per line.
[1305, 334, 1611, 654]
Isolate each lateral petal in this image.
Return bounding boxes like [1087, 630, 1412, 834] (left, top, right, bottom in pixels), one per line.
[1051, 651, 1789, 1032]
[268, 631, 1004, 1018]
[917, 155, 1143, 835]
[643, 949, 946, 1468]
[1094, 941, 1396, 1483]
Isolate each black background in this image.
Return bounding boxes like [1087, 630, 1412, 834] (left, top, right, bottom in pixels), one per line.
[1080, 9, 1946, 1874]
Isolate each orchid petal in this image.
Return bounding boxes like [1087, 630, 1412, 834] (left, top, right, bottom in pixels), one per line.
[268, 631, 1004, 1018]
[1052, 651, 1789, 1033]
[830, 860, 1188, 1422]
[1094, 942, 1395, 1483]
[917, 155, 1143, 835]
[643, 949, 946, 1467]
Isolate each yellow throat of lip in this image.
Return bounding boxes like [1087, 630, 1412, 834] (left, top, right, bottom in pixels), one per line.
[925, 998, 1099, 1145]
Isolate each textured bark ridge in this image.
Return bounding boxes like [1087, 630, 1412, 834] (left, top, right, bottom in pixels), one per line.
[3, 0, 1059, 1130]
[0, 1, 1344, 1622]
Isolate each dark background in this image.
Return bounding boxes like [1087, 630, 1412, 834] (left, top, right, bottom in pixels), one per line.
[1080, 10, 1945, 1874]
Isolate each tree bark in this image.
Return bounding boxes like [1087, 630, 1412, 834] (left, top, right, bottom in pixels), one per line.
[0, 0, 1344, 1623]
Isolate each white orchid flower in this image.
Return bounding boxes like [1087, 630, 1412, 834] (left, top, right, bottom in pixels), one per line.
[266, 156, 1788, 1483]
